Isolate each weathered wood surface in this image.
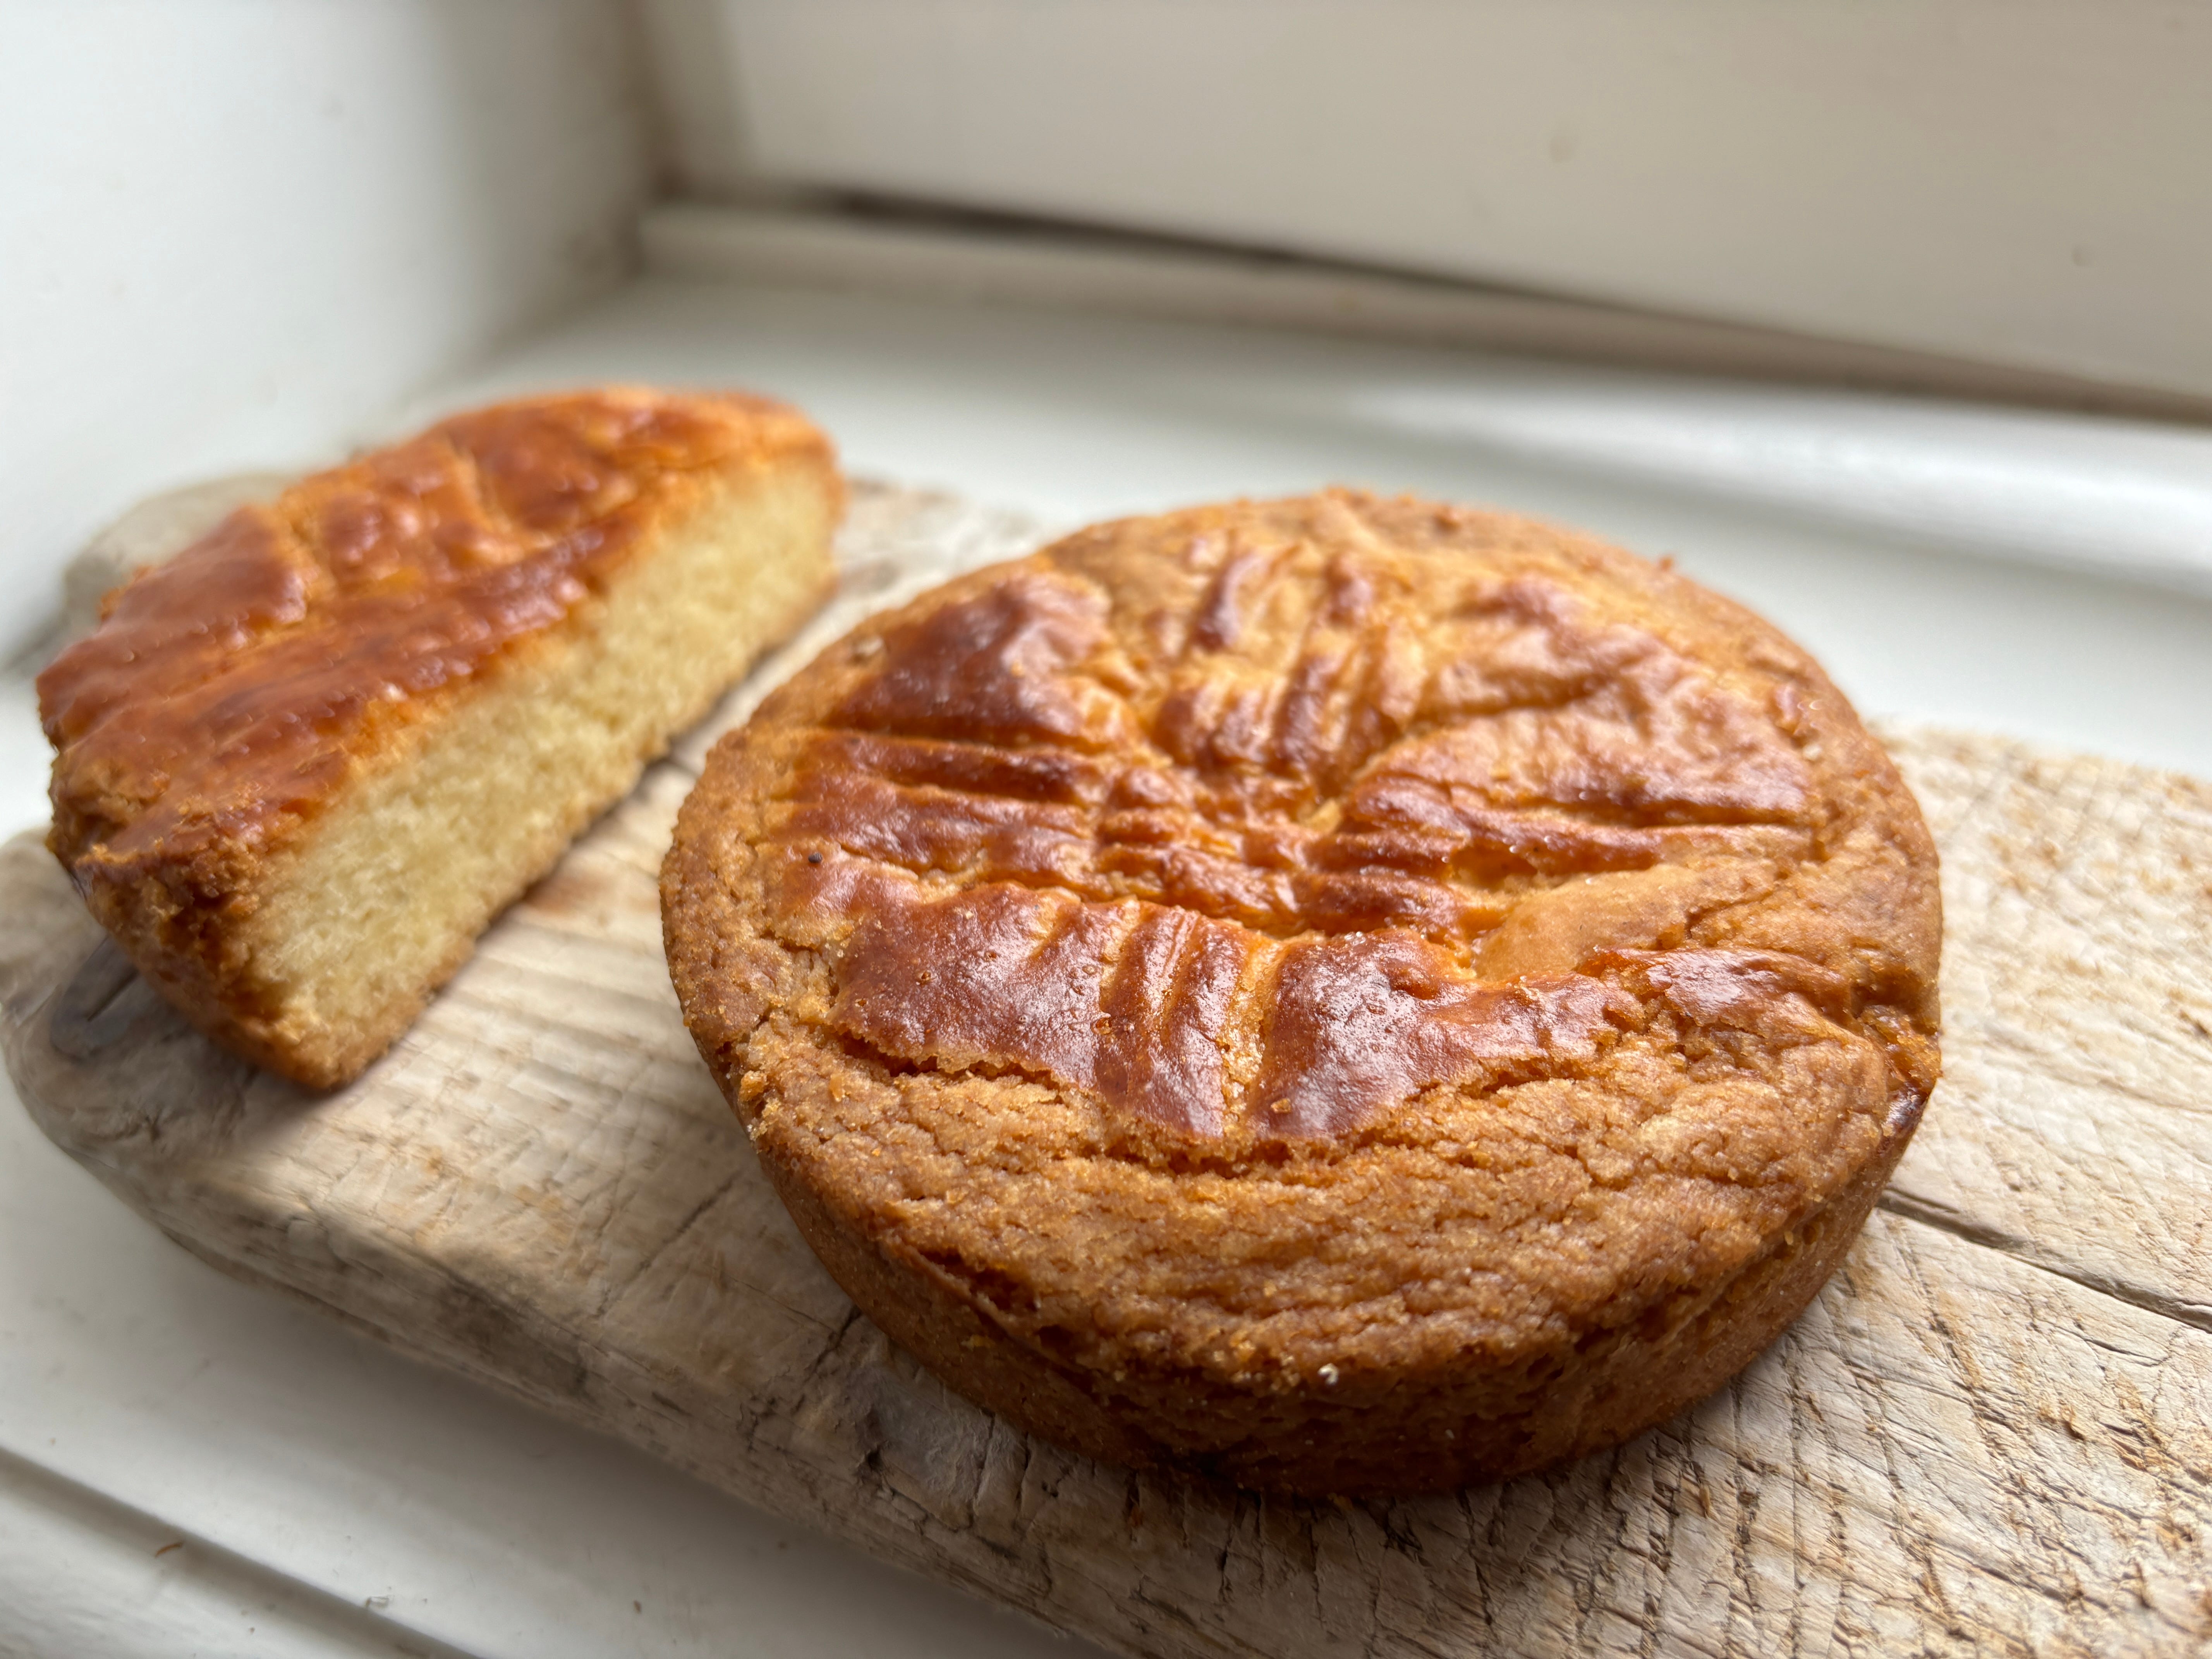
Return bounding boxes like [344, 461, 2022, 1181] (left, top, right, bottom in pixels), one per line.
[7, 484, 2212, 1658]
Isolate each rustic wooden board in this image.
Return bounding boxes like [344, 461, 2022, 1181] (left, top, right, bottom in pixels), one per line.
[8, 484, 2212, 1658]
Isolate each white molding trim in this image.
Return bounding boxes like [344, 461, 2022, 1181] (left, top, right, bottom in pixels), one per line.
[643, 204, 2212, 426]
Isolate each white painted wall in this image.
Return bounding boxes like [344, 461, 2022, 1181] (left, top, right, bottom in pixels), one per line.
[702, 0, 2212, 406]
[0, 0, 656, 662]
[638, 0, 756, 198]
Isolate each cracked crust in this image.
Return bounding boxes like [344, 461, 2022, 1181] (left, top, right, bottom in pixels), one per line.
[663, 489, 1941, 1494]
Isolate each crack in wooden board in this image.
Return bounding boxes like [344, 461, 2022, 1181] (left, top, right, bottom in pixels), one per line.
[7, 483, 2212, 1657]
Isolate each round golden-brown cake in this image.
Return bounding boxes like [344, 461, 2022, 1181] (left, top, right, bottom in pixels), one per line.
[661, 490, 1941, 1495]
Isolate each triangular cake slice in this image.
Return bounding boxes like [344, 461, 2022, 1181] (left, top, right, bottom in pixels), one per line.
[41, 387, 840, 1087]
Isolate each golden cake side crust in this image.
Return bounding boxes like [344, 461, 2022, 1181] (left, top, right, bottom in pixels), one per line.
[43, 387, 839, 1085]
[662, 489, 1941, 1494]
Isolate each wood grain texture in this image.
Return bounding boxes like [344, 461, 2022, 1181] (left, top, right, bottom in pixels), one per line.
[7, 483, 2212, 1658]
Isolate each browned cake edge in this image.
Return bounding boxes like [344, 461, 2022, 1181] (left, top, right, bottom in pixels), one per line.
[749, 1095, 1917, 1494]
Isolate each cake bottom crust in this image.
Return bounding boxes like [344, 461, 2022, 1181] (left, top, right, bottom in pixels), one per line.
[751, 1104, 1918, 1497]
